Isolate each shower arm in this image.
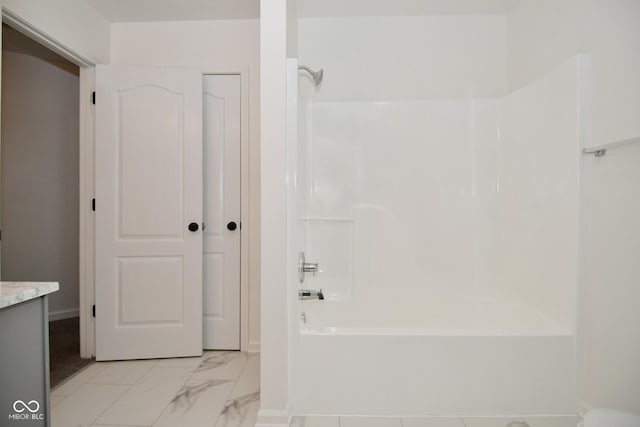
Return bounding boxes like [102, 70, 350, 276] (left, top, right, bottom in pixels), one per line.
[298, 65, 315, 75]
[298, 65, 324, 86]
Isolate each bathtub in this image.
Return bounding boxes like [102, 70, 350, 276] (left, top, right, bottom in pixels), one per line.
[293, 293, 577, 416]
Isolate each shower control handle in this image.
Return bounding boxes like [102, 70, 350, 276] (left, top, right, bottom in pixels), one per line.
[302, 262, 319, 274]
[298, 252, 320, 283]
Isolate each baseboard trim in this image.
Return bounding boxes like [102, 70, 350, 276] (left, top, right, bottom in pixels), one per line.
[247, 341, 261, 354]
[255, 404, 292, 427]
[49, 308, 79, 322]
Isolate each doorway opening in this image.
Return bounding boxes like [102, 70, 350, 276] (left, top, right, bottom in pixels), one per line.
[1, 23, 90, 387]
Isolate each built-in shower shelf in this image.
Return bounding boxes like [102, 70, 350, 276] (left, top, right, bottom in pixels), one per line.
[299, 217, 354, 222]
[583, 136, 640, 157]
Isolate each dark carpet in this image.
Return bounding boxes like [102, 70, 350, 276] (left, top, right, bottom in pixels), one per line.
[49, 317, 94, 388]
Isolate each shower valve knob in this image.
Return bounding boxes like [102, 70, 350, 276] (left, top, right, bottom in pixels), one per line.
[302, 262, 319, 274]
[298, 252, 320, 283]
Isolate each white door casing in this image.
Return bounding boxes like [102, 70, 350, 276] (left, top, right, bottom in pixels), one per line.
[95, 65, 203, 361]
[203, 74, 241, 349]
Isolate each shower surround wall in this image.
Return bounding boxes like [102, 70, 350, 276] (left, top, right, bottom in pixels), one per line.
[293, 14, 580, 415]
[297, 15, 507, 302]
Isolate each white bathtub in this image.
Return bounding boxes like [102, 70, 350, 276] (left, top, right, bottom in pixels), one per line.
[293, 293, 577, 416]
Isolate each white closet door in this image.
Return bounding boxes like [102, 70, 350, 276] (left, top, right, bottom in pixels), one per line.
[95, 65, 203, 361]
[203, 74, 241, 349]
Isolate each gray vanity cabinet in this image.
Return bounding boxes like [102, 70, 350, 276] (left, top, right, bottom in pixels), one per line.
[0, 295, 51, 427]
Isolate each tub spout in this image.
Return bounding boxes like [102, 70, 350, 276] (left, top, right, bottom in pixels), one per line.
[299, 289, 324, 300]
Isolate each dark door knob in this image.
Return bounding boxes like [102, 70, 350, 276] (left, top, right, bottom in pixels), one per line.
[188, 222, 199, 232]
[227, 221, 237, 231]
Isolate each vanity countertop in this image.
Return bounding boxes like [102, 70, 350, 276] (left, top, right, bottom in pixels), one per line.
[0, 282, 59, 309]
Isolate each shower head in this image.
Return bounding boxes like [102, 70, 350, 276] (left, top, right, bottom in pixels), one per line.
[298, 65, 324, 86]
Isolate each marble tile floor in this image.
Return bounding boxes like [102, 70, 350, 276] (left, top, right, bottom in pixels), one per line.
[291, 415, 582, 427]
[51, 351, 260, 427]
[52, 351, 579, 427]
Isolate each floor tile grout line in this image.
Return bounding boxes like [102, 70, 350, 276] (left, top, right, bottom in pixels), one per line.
[145, 363, 211, 427]
[147, 378, 183, 427]
[51, 360, 103, 396]
[213, 352, 260, 427]
[181, 351, 222, 383]
[86, 382, 135, 427]
[224, 352, 252, 399]
[92, 359, 191, 427]
[86, 360, 168, 426]
[210, 353, 252, 427]
[119, 364, 195, 427]
[133, 360, 160, 385]
[214, 377, 242, 427]
[86, 360, 158, 386]
[163, 351, 249, 427]
[90, 423, 149, 427]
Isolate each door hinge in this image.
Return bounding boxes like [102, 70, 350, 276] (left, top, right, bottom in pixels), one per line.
[92, 198, 95, 211]
[92, 91, 96, 105]
[92, 304, 96, 318]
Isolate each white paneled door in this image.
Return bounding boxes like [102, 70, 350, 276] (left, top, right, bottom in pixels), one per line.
[203, 75, 241, 350]
[95, 65, 203, 361]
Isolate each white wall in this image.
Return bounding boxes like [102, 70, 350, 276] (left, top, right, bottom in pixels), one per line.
[1, 50, 79, 318]
[508, 0, 640, 147]
[110, 19, 262, 351]
[299, 15, 507, 101]
[258, 0, 292, 423]
[508, 0, 640, 413]
[0, 0, 110, 63]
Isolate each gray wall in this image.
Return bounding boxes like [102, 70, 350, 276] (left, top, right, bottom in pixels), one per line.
[1, 48, 79, 319]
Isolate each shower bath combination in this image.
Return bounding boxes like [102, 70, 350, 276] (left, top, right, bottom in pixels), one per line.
[298, 65, 323, 86]
[290, 48, 582, 414]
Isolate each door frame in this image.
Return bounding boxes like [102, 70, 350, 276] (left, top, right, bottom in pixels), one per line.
[1, 10, 254, 356]
[203, 68, 251, 353]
